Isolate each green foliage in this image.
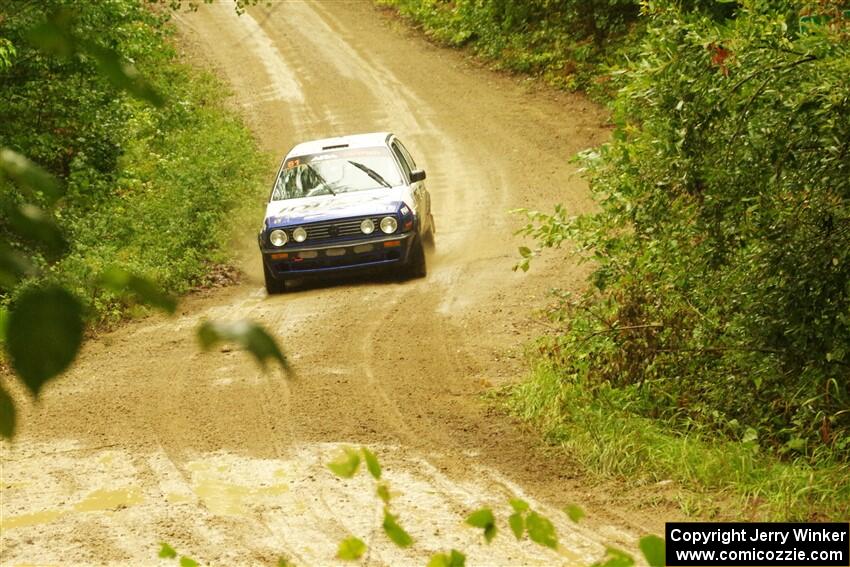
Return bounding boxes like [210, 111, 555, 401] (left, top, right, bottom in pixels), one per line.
[327, 446, 364, 478]
[377, 0, 643, 92]
[158, 543, 178, 559]
[428, 549, 466, 567]
[593, 547, 635, 567]
[638, 535, 665, 567]
[197, 320, 289, 371]
[382, 509, 414, 548]
[514, 0, 850, 476]
[336, 536, 367, 561]
[564, 503, 585, 523]
[158, 542, 198, 566]
[362, 446, 382, 479]
[0, 0, 268, 327]
[465, 507, 497, 543]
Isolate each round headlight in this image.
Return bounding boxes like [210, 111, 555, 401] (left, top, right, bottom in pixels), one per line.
[269, 229, 288, 247]
[380, 216, 398, 234]
[293, 227, 307, 243]
[360, 218, 375, 234]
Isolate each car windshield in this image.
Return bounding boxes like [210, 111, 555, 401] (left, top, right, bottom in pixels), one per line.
[271, 146, 404, 201]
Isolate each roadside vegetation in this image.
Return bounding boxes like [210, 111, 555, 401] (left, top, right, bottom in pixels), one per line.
[381, 0, 850, 520]
[0, 0, 268, 325]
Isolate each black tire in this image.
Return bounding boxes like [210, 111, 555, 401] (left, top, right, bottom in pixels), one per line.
[263, 262, 286, 294]
[423, 214, 436, 250]
[406, 238, 427, 279]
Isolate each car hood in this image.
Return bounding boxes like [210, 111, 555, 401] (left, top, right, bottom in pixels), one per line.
[264, 187, 411, 228]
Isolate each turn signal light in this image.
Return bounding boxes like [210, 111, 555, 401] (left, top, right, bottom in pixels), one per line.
[383, 240, 401, 248]
[271, 253, 289, 260]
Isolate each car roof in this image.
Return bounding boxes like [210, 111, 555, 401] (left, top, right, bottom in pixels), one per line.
[287, 132, 393, 158]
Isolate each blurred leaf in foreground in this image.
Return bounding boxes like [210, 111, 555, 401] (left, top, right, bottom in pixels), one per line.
[639, 535, 665, 567]
[6, 285, 84, 396]
[197, 320, 288, 371]
[336, 536, 367, 560]
[100, 267, 177, 314]
[565, 503, 585, 523]
[526, 511, 557, 549]
[383, 509, 413, 548]
[327, 447, 361, 478]
[0, 148, 62, 203]
[465, 508, 497, 543]
[593, 547, 635, 567]
[362, 446, 381, 479]
[428, 549, 466, 567]
[158, 543, 177, 559]
[0, 386, 16, 438]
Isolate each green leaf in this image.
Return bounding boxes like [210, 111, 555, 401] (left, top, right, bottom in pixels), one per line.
[465, 508, 497, 543]
[100, 267, 177, 314]
[327, 447, 361, 478]
[0, 149, 62, 203]
[428, 550, 466, 567]
[336, 536, 367, 560]
[6, 285, 84, 396]
[383, 509, 413, 548]
[5, 204, 67, 258]
[508, 512, 525, 540]
[519, 246, 533, 258]
[197, 320, 288, 371]
[0, 385, 16, 439]
[0, 243, 36, 289]
[179, 557, 199, 567]
[509, 498, 529, 513]
[361, 446, 381, 479]
[376, 482, 391, 504]
[526, 511, 557, 549]
[565, 503, 585, 523]
[277, 558, 293, 567]
[639, 535, 665, 567]
[83, 41, 165, 107]
[25, 11, 75, 57]
[158, 543, 177, 559]
[593, 547, 635, 567]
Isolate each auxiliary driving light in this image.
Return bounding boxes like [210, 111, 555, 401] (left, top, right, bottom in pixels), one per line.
[380, 216, 398, 234]
[360, 218, 375, 234]
[293, 227, 307, 243]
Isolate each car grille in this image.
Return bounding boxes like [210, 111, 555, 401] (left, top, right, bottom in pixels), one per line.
[304, 216, 383, 241]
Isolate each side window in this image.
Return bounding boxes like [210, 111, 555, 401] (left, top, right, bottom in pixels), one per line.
[391, 141, 412, 181]
[395, 140, 417, 170]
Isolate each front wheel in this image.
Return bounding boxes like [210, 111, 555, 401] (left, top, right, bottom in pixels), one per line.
[263, 262, 286, 294]
[405, 238, 427, 279]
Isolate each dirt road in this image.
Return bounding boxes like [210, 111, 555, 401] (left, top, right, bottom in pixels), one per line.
[0, 2, 642, 565]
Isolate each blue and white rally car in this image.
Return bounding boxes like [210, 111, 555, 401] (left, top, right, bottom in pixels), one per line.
[258, 132, 435, 294]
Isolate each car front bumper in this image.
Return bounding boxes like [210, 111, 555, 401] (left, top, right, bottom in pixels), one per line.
[261, 232, 415, 279]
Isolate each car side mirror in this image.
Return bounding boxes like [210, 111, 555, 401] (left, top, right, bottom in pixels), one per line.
[410, 169, 426, 183]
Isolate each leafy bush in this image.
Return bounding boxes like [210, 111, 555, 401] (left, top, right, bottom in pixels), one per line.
[377, 0, 642, 92]
[0, 1, 268, 324]
[515, 1, 850, 464]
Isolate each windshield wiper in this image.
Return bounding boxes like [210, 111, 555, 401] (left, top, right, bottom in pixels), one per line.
[306, 163, 336, 196]
[348, 160, 392, 189]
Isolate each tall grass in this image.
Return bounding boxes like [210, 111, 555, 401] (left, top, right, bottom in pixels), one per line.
[509, 363, 850, 520]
